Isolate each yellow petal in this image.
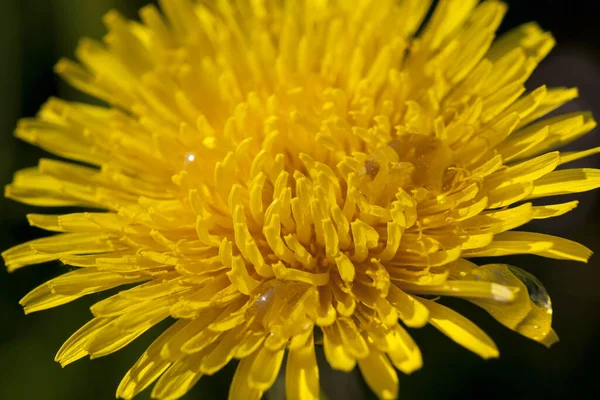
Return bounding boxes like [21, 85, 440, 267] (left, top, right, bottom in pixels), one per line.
[316, 286, 337, 326]
[527, 168, 600, 199]
[234, 330, 266, 359]
[465, 231, 592, 262]
[248, 345, 285, 391]
[486, 181, 533, 209]
[87, 298, 171, 358]
[229, 352, 263, 400]
[117, 320, 187, 399]
[462, 264, 556, 345]
[336, 318, 370, 359]
[227, 256, 261, 295]
[386, 285, 429, 328]
[286, 333, 319, 400]
[386, 325, 423, 374]
[357, 346, 399, 400]
[560, 146, 600, 165]
[150, 360, 202, 400]
[531, 201, 578, 219]
[485, 152, 559, 189]
[419, 298, 499, 359]
[419, 0, 478, 52]
[487, 22, 553, 63]
[322, 325, 356, 372]
[55, 317, 111, 367]
[518, 87, 579, 129]
[200, 327, 245, 375]
[159, 312, 215, 360]
[399, 280, 518, 303]
[539, 329, 560, 348]
[2, 232, 124, 271]
[513, 112, 596, 159]
[20, 269, 145, 314]
[272, 260, 329, 286]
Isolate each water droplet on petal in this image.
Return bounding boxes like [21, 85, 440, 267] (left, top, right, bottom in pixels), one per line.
[184, 151, 197, 169]
[471, 264, 554, 343]
[252, 280, 279, 308]
[506, 265, 552, 315]
[474, 265, 551, 314]
[244, 280, 279, 321]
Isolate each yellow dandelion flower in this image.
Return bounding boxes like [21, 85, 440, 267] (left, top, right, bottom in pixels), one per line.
[4, 0, 600, 399]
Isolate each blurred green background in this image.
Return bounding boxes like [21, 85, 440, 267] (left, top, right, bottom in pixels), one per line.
[2, 1, 600, 399]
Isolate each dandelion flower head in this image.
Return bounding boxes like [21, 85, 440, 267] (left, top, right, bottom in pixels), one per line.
[4, 0, 600, 399]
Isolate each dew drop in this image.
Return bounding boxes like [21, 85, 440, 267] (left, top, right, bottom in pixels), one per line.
[244, 280, 280, 321]
[480, 264, 552, 315]
[506, 265, 552, 315]
[183, 151, 197, 168]
[473, 264, 554, 343]
[253, 281, 278, 308]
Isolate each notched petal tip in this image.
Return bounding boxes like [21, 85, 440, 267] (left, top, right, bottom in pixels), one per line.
[53, 58, 76, 75]
[539, 329, 559, 348]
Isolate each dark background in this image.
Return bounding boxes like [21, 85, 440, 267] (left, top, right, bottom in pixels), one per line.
[1, 1, 600, 399]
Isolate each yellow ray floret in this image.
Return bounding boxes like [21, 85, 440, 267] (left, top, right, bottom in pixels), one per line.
[3, 0, 599, 399]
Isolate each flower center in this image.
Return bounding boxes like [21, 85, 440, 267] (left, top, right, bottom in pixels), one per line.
[388, 134, 456, 193]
